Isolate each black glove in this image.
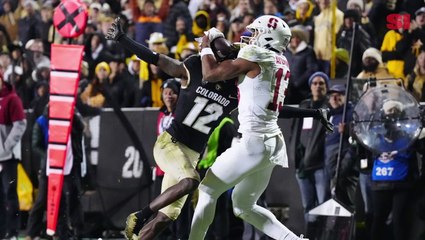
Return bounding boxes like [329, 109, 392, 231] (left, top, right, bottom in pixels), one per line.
[318, 108, 334, 132]
[105, 17, 125, 41]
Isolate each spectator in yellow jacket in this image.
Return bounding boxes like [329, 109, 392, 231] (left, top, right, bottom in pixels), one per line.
[381, 29, 405, 80]
[357, 48, 394, 80]
[313, 0, 344, 74]
[80, 61, 110, 108]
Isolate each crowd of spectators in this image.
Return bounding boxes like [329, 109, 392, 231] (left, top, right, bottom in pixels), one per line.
[1, 0, 425, 239]
[0, 0, 425, 110]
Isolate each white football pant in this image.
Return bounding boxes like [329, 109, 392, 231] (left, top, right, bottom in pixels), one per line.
[189, 134, 300, 240]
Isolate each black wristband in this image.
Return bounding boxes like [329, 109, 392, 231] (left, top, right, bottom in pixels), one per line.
[119, 35, 160, 65]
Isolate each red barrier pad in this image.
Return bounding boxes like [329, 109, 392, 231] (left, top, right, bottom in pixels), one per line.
[47, 144, 67, 168]
[49, 95, 75, 119]
[48, 120, 71, 144]
[50, 71, 79, 96]
[47, 172, 64, 236]
[50, 44, 84, 71]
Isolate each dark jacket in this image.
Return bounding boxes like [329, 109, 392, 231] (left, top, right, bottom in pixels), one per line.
[284, 42, 318, 104]
[336, 25, 372, 77]
[289, 98, 328, 176]
[326, 103, 357, 179]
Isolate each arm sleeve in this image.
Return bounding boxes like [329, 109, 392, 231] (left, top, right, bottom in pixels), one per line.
[279, 105, 320, 119]
[118, 35, 159, 64]
[4, 96, 26, 151]
[32, 121, 46, 157]
[4, 120, 26, 152]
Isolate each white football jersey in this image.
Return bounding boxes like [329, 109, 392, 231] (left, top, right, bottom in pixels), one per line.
[237, 45, 290, 135]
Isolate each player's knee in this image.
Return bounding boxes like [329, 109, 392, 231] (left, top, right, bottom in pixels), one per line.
[232, 194, 251, 219]
[233, 204, 251, 219]
[232, 205, 243, 218]
[180, 178, 199, 193]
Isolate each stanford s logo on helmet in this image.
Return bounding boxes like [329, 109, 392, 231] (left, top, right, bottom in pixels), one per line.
[244, 15, 292, 53]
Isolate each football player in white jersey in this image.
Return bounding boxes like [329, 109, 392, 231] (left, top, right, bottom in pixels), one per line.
[189, 15, 308, 240]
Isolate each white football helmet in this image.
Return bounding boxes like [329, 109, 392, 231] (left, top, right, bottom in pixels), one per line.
[243, 15, 292, 53]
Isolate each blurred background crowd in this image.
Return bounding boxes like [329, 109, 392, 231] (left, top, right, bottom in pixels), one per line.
[1, 0, 425, 111]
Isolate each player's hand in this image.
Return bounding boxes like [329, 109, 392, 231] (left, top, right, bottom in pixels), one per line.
[124, 211, 147, 240]
[106, 17, 125, 41]
[205, 27, 225, 42]
[317, 108, 334, 133]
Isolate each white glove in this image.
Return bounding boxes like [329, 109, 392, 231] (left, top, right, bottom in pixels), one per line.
[205, 27, 225, 43]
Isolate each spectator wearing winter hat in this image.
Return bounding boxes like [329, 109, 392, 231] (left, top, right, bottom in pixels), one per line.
[18, 0, 41, 47]
[284, 24, 319, 104]
[88, 2, 102, 28]
[308, 71, 330, 89]
[346, 0, 364, 13]
[79, 61, 111, 108]
[4, 64, 34, 109]
[288, 71, 331, 232]
[346, 0, 378, 48]
[25, 39, 50, 70]
[357, 47, 394, 80]
[335, 48, 349, 78]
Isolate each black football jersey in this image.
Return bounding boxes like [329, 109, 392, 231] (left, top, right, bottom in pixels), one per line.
[166, 55, 238, 153]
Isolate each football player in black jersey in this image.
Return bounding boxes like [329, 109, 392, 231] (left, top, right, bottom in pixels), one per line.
[106, 17, 333, 240]
[106, 18, 240, 240]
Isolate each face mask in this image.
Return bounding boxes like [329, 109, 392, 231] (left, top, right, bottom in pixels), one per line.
[362, 61, 379, 72]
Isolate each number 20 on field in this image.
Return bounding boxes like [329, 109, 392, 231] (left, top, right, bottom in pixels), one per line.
[386, 13, 411, 30]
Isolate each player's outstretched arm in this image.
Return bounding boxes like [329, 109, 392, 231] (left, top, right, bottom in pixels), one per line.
[106, 17, 187, 79]
[279, 106, 334, 132]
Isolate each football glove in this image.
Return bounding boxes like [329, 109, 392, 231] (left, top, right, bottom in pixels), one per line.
[124, 211, 148, 240]
[205, 27, 225, 43]
[106, 17, 125, 41]
[317, 108, 334, 133]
